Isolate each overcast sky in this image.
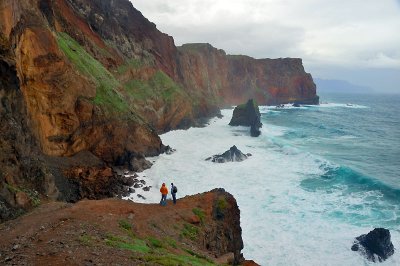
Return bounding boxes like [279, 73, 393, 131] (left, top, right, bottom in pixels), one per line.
[131, 0, 400, 93]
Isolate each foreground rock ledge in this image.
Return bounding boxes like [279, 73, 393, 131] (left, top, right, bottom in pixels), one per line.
[0, 189, 248, 265]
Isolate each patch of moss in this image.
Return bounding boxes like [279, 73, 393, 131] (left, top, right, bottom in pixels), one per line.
[56, 32, 128, 113]
[181, 223, 199, 241]
[104, 234, 150, 253]
[118, 219, 132, 231]
[124, 70, 188, 103]
[215, 197, 229, 220]
[5, 183, 19, 194]
[143, 252, 216, 266]
[147, 237, 163, 249]
[192, 208, 206, 224]
[164, 237, 177, 249]
[217, 198, 227, 211]
[79, 234, 93, 246]
[183, 248, 215, 263]
[117, 58, 142, 74]
[5, 185, 41, 207]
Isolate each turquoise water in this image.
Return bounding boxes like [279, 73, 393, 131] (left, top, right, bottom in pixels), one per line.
[127, 93, 400, 264]
[263, 93, 400, 229]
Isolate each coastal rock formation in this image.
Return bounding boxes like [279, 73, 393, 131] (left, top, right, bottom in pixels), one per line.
[206, 145, 250, 163]
[177, 43, 319, 106]
[0, 33, 59, 222]
[0, 0, 318, 222]
[0, 189, 246, 265]
[351, 228, 395, 262]
[229, 99, 262, 137]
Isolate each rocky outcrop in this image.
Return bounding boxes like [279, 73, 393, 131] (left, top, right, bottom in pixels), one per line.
[0, 189, 246, 265]
[229, 99, 262, 137]
[206, 145, 250, 163]
[177, 43, 319, 107]
[351, 228, 395, 262]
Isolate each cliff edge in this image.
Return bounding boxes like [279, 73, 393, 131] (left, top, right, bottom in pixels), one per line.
[0, 189, 245, 265]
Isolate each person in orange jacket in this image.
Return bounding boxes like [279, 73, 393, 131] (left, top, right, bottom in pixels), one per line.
[159, 183, 168, 206]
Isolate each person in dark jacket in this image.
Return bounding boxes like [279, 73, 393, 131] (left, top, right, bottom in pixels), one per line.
[171, 183, 177, 205]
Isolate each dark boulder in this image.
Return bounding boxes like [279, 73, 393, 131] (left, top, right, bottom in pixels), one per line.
[206, 145, 249, 163]
[129, 153, 153, 172]
[351, 228, 395, 262]
[292, 103, 301, 107]
[229, 99, 262, 137]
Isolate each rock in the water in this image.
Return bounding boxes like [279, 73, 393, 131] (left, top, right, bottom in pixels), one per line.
[134, 183, 143, 189]
[207, 145, 248, 163]
[137, 194, 146, 200]
[229, 99, 262, 137]
[292, 103, 301, 107]
[351, 228, 395, 262]
[161, 145, 176, 155]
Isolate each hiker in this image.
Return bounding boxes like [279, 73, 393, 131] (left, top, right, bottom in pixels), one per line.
[171, 183, 177, 205]
[159, 183, 168, 206]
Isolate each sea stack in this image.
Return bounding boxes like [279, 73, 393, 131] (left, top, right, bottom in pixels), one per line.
[351, 228, 395, 262]
[229, 99, 262, 137]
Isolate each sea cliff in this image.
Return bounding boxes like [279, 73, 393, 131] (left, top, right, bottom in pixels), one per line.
[0, 0, 317, 230]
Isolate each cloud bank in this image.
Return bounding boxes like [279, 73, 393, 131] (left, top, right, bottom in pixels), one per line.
[131, 0, 400, 92]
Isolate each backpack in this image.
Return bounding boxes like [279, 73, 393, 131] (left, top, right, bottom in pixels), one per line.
[172, 186, 177, 193]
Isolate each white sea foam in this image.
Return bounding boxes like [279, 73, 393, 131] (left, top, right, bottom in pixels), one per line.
[124, 109, 399, 266]
[314, 102, 369, 109]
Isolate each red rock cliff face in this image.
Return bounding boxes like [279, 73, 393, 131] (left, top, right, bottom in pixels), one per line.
[0, 0, 163, 162]
[177, 43, 318, 106]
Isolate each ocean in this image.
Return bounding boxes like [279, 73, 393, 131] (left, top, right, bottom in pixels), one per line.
[125, 93, 400, 265]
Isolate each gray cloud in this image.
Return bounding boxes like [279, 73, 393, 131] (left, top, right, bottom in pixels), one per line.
[131, 0, 400, 92]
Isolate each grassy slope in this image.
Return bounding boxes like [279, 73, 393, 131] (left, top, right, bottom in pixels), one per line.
[56, 32, 129, 114]
[103, 219, 217, 266]
[57, 31, 189, 118]
[123, 70, 188, 103]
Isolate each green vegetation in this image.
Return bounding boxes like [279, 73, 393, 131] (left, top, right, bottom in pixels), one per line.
[117, 58, 143, 74]
[217, 197, 227, 211]
[143, 252, 215, 266]
[5, 184, 41, 207]
[124, 70, 187, 103]
[56, 32, 128, 113]
[181, 223, 199, 241]
[164, 237, 177, 249]
[118, 219, 132, 231]
[103, 231, 217, 265]
[192, 208, 206, 224]
[79, 234, 93, 246]
[215, 197, 230, 220]
[147, 237, 163, 249]
[183, 248, 215, 263]
[105, 234, 150, 253]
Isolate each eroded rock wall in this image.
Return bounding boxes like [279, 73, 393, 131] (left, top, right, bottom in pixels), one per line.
[177, 43, 319, 106]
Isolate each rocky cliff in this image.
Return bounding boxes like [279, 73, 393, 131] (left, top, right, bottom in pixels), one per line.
[177, 43, 319, 106]
[0, 0, 318, 221]
[0, 189, 245, 265]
